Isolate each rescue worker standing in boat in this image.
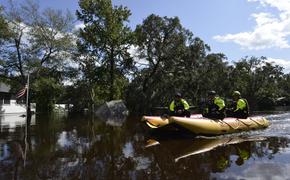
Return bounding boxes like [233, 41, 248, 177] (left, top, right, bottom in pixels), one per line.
[169, 93, 191, 117]
[202, 91, 226, 120]
[227, 91, 249, 119]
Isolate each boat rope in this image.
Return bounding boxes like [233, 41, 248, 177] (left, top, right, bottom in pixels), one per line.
[235, 119, 252, 126]
[248, 118, 267, 127]
[218, 120, 240, 130]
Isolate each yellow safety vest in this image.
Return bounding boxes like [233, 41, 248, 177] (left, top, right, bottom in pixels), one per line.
[234, 98, 247, 112]
[169, 99, 190, 111]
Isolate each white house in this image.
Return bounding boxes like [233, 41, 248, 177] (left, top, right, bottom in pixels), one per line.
[0, 83, 35, 114]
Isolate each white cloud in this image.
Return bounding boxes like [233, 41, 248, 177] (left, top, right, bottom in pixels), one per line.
[128, 45, 149, 68]
[73, 23, 85, 31]
[248, 0, 290, 13]
[213, 161, 290, 180]
[213, 0, 290, 50]
[266, 57, 290, 73]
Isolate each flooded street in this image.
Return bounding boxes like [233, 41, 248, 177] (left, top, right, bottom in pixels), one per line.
[1, 112, 290, 179]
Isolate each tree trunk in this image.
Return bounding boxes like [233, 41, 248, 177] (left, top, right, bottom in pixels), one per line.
[109, 48, 115, 101]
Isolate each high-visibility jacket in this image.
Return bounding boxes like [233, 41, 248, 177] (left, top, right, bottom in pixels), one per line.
[214, 97, 225, 111]
[169, 99, 190, 112]
[234, 98, 249, 114]
[204, 96, 225, 114]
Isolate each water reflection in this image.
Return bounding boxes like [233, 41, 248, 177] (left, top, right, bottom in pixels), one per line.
[145, 135, 290, 179]
[212, 137, 290, 179]
[144, 136, 267, 162]
[0, 112, 290, 179]
[0, 114, 35, 132]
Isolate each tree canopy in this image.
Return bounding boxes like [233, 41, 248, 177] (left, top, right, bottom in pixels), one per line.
[1, 0, 290, 114]
[0, 0, 75, 112]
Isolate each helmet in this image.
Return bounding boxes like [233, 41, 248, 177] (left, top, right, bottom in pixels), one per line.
[232, 91, 241, 96]
[175, 92, 182, 97]
[208, 90, 216, 96]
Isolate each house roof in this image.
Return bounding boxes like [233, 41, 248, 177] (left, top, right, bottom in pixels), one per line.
[0, 83, 11, 93]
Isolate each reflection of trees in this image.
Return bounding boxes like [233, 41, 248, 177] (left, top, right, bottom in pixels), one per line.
[143, 136, 290, 179]
[21, 114, 139, 179]
[252, 137, 290, 160]
[0, 114, 33, 179]
[2, 114, 290, 179]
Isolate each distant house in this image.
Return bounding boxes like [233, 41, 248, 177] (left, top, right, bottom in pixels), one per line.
[0, 82, 33, 114]
[0, 83, 11, 104]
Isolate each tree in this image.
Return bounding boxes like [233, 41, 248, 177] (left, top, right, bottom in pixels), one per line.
[193, 52, 229, 99]
[0, 5, 11, 44]
[0, 0, 75, 112]
[76, 0, 134, 102]
[230, 56, 284, 109]
[33, 77, 63, 112]
[127, 14, 214, 113]
[0, 5, 11, 83]
[134, 15, 188, 93]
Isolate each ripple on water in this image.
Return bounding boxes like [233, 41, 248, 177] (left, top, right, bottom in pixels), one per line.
[260, 112, 290, 137]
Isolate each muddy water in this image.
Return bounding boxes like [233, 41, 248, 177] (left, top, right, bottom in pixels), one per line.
[0, 112, 290, 179]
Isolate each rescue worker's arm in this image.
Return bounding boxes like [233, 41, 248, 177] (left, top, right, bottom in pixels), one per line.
[203, 108, 209, 114]
[234, 99, 246, 112]
[169, 101, 175, 111]
[214, 97, 225, 111]
[181, 99, 190, 110]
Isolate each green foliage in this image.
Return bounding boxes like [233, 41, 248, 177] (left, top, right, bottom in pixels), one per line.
[76, 0, 135, 102]
[0, 6, 12, 82]
[126, 15, 194, 113]
[33, 77, 63, 112]
[2, 1, 290, 115]
[0, 6, 11, 43]
[60, 82, 91, 113]
[60, 71, 128, 113]
[126, 14, 288, 114]
[126, 14, 230, 114]
[229, 57, 284, 109]
[0, 0, 75, 112]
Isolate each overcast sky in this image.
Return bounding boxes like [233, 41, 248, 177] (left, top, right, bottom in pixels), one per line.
[1, 0, 290, 72]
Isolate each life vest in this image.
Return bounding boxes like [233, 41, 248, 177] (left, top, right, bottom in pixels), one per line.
[234, 98, 249, 115]
[204, 97, 225, 114]
[169, 99, 190, 111]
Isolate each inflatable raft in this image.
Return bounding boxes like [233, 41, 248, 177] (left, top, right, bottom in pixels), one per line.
[141, 114, 269, 135]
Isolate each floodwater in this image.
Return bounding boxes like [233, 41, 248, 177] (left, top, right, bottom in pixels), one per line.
[0, 111, 290, 179]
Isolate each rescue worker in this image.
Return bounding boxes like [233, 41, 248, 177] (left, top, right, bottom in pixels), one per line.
[227, 91, 249, 119]
[169, 93, 190, 117]
[202, 90, 225, 120]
